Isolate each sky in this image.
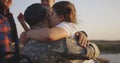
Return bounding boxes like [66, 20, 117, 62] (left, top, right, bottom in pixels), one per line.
[10, 0, 120, 40]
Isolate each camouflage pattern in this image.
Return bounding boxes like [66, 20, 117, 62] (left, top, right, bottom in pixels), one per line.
[21, 26, 100, 63]
[48, 38, 100, 60]
[22, 39, 83, 63]
[22, 38, 100, 63]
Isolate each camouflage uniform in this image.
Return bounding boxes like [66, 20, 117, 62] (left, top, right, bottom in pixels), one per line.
[22, 26, 100, 63]
[22, 38, 100, 63]
[23, 39, 78, 63]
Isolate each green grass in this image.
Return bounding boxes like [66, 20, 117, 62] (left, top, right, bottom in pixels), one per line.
[97, 44, 120, 53]
[90, 40, 120, 53]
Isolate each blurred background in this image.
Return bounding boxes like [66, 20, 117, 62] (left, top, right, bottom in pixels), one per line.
[10, 0, 120, 63]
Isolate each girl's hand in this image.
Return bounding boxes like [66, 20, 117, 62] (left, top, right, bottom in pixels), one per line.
[75, 31, 89, 47]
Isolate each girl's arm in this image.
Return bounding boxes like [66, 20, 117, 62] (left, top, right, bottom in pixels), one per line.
[27, 22, 77, 42]
[27, 27, 68, 41]
[17, 13, 68, 42]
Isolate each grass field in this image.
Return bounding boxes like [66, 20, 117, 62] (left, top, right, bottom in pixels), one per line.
[90, 40, 120, 53]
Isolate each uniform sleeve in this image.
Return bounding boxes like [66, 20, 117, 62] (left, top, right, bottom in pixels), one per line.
[56, 22, 78, 38]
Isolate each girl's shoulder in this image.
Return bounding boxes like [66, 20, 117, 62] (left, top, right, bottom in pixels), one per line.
[60, 22, 78, 31]
[56, 22, 78, 37]
[56, 22, 77, 29]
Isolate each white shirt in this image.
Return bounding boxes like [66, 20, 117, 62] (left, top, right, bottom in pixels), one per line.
[57, 22, 95, 63]
[56, 22, 78, 38]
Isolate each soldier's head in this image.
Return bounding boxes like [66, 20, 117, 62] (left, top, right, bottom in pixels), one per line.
[24, 3, 49, 28]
